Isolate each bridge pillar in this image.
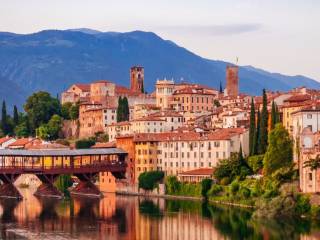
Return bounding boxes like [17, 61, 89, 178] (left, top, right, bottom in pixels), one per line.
[34, 174, 63, 198]
[0, 174, 22, 199]
[71, 173, 102, 198]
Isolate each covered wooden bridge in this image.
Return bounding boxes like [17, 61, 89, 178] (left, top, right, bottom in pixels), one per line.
[0, 148, 127, 199]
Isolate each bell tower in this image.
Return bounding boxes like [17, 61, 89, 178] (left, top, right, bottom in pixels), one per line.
[130, 66, 144, 93]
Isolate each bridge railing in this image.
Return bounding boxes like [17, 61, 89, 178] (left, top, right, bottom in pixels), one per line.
[0, 161, 127, 171]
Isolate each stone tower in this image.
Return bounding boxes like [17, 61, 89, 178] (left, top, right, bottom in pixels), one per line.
[130, 66, 144, 93]
[225, 65, 239, 97]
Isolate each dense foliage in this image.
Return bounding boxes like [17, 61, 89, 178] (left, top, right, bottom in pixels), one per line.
[138, 171, 164, 191]
[36, 114, 63, 140]
[116, 96, 129, 122]
[214, 149, 251, 183]
[165, 176, 202, 197]
[75, 138, 96, 149]
[24, 91, 61, 134]
[201, 178, 213, 198]
[258, 89, 268, 154]
[263, 123, 293, 176]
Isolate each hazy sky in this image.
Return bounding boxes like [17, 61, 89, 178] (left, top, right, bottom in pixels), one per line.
[1, 0, 319, 80]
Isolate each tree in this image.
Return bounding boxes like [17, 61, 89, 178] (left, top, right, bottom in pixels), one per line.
[1, 100, 8, 135]
[69, 103, 79, 120]
[13, 105, 19, 126]
[214, 99, 221, 107]
[75, 138, 96, 149]
[15, 121, 30, 137]
[61, 102, 72, 120]
[253, 109, 261, 155]
[36, 114, 62, 140]
[201, 178, 213, 198]
[116, 97, 129, 122]
[258, 89, 268, 154]
[303, 154, 320, 170]
[249, 98, 256, 155]
[116, 96, 123, 122]
[263, 123, 293, 176]
[270, 101, 280, 130]
[122, 97, 129, 121]
[138, 171, 164, 191]
[24, 91, 61, 134]
[219, 81, 223, 94]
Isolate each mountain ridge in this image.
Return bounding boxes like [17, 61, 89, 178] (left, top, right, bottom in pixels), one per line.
[0, 29, 318, 109]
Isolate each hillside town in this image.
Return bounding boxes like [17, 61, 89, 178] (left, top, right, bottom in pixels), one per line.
[1, 65, 320, 199]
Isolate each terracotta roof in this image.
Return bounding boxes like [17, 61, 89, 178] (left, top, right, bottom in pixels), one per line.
[0, 137, 13, 145]
[179, 168, 214, 176]
[73, 84, 90, 91]
[108, 121, 132, 127]
[284, 94, 311, 103]
[91, 141, 116, 148]
[133, 116, 166, 122]
[173, 86, 216, 95]
[8, 138, 35, 148]
[133, 128, 246, 142]
[27, 143, 70, 150]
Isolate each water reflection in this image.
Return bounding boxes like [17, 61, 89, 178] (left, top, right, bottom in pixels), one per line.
[0, 188, 319, 239]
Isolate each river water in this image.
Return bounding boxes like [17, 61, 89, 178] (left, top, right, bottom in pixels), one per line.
[0, 188, 319, 240]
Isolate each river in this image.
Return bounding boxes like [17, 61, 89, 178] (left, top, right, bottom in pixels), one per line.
[0, 187, 319, 239]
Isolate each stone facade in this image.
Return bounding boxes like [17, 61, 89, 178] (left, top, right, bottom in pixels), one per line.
[225, 65, 239, 97]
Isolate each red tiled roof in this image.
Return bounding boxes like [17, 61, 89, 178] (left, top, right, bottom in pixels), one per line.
[8, 138, 35, 147]
[27, 143, 69, 150]
[91, 141, 116, 148]
[108, 121, 132, 127]
[73, 84, 90, 91]
[0, 137, 13, 145]
[179, 168, 214, 176]
[284, 94, 311, 103]
[133, 128, 246, 142]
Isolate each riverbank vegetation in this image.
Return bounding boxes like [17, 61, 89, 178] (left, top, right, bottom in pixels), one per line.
[164, 123, 318, 220]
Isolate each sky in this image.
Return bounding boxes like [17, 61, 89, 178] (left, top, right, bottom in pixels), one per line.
[0, 0, 319, 80]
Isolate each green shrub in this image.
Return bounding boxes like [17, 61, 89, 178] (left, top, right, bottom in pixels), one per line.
[208, 184, 223, 196]
[230, 181, 240, 195]
[239, 187, 251, 199]
[139, 171, 164, 191]
[75, 138, 96, 149]
[295, 194, 311, 215]
[251, 180, 263, 197]
[310, 205, 320, 218]
[220, 177, 230, 185]
[165, 176, 180, 194]
[201, 178, 213, 197]
[247, 155, 264, 173]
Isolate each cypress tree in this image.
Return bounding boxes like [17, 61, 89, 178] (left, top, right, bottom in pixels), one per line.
[253, 109, 261, 155]
[249, 98, 256, 156]
[13, 105, 19, 126]
[270, 101, 279, 130]
[122, 97, 129, 121]
[116, 97, 123, 122]
[258, 89, 268, 154]
[219, 81, 223, 94]
[1, 100, 8, 135]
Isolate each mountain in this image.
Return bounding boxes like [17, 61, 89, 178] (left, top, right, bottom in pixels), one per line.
[0, 29, 319, 109]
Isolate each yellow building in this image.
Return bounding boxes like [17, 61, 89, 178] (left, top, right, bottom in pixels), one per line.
[134, 135, 158, 183]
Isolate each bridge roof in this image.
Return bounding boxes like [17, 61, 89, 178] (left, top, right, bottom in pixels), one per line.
[0, 148, 127, 157]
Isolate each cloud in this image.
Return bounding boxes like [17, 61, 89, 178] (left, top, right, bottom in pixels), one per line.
[156, 24, 262, 36]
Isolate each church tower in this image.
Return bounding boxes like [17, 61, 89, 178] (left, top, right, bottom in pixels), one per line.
[130, 66, 144, 93]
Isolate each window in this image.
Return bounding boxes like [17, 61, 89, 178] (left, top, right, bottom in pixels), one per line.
[307, 114, 312, 119]
[309, 172, 313, 181]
